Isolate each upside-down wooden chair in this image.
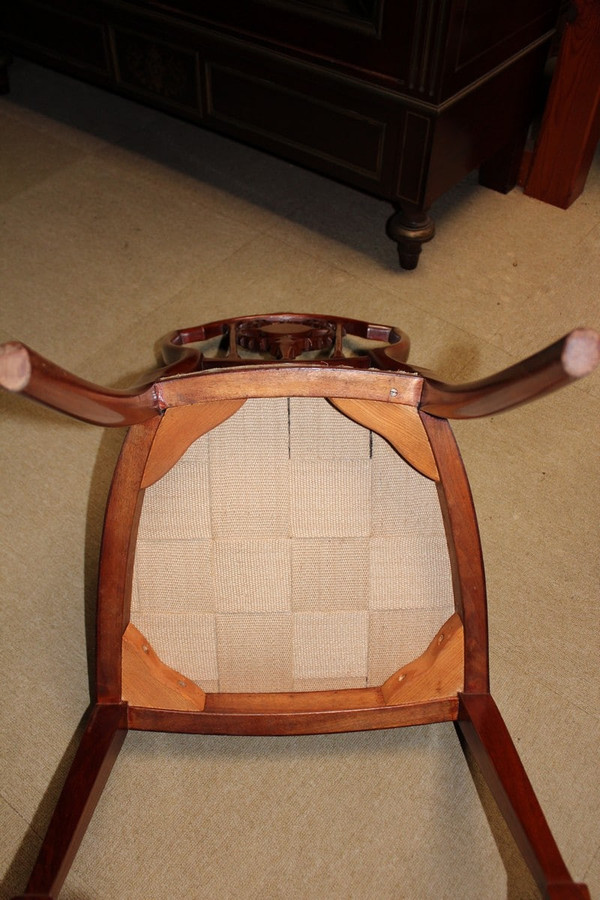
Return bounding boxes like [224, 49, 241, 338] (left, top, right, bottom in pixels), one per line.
[1, 313, 598, 900]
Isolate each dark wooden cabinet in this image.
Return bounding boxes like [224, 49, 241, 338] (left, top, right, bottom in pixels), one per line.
[1, 0, 560, 267]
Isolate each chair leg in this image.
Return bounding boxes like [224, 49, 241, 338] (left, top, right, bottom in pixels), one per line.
[15, 702, 127, 900]
[457, 693, 590, 900]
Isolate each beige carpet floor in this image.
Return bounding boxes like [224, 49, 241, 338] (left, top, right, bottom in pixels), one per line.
[1, 58, 599, 900]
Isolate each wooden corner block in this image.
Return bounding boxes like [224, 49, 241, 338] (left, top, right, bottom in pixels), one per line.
[122, 624, 206, 711]
[381, 613, 464, 705]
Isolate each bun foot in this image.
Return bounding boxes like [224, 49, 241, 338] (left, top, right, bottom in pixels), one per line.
[386, 207, 435, 270]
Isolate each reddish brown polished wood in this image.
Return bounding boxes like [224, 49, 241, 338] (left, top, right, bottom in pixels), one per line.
[7, 322, 596, 429]
[419, 329, 600, 419]
[420, 413, 489, 694]
[524, 0, 600, 209]
[128, 698, 459, 737]
[97, 420, 161, 703]
[161, 312, 410, 368]
[0, 341, 196, 426]
[157, 366, 423, 408]
[457, 694, 591, 899]
[23, 703, 127, 899]
[0, 314, 412, 424]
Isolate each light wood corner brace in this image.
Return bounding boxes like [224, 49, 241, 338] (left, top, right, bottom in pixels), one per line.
[381, 613, 464, 705]
[122, 624, 206, 711]
[122, 614, 463, 711]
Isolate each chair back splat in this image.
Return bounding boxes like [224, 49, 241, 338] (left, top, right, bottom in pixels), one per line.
[2, 313, 597, 900]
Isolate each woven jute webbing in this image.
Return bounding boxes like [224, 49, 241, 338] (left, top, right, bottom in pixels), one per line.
[131, 398, 454, 692]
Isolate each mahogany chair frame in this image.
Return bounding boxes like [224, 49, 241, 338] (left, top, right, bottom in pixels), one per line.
[1, 313, 597, 900]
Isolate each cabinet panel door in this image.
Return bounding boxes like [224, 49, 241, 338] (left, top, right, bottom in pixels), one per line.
[132, 0, 417, 86]
[441, 0, 560, 99]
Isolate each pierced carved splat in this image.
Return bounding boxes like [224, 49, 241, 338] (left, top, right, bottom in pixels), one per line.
[236, 317, 338, 359]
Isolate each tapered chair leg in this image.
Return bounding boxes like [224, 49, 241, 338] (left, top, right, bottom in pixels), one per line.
[457, 693, 589, 900]
[14, 702, 128, 900]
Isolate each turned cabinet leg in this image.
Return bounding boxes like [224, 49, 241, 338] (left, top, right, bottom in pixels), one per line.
[17, 703, 127, 900]
[457, 693, 590, 900]
[386, 205, 435, 270]
[479, 128, 529, 194]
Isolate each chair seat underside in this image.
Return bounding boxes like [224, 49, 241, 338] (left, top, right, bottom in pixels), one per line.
[126, 397, 458, 715]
